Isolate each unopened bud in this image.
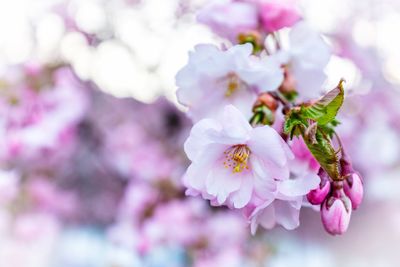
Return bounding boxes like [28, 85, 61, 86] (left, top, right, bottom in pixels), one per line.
[238, 31, 264, 53]
[343, 172, 363, 210]
[321, 189, 352, 235]
[254, 93, 278, 111]
[307, 169, 330, 205]
[279, 68, 296, 95]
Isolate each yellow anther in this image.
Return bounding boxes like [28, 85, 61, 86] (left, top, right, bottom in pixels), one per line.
[224, 145, 251, 173]
[225, 73, 240, 97]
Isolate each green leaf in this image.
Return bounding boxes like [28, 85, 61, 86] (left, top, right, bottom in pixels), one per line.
[318, 119, 341, 139]
[250, 106, 275, 126]
[300, 80, 345, 125]
[283, 111, 305, 139]
[303, 128, 340, 180]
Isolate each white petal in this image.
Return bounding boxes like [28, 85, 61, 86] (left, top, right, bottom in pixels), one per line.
[248, 126, 290, 167]
[239, 57, 284, 92]
[292, 65, 327, 98]
[184, 118, 222, 161]
[229, 173, 253, 208]
[206, 165, 242, 205]
[288, 22, 331, 98]
[278, 173, 320, 198]
[258, 204, 276, 230]
[250, 199, 275, 234]
[229, 88, 257, 120]
[227, 43, 253, 60]
[250, 157, 279, 199]
[274, 200, 301, 230]
[220, 105, 252, 141]
[183, 144, 227, 191]
[290, 22, 331, 68]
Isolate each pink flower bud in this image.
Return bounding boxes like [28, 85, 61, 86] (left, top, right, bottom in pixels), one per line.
[259, 0, 302, 32]
[321, 190, 352, 235]
[344, 172, 364, 210]
[307, 177, 330, 205]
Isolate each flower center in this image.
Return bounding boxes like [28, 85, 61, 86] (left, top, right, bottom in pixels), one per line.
[223, 145, 251, 173]
[225, 73, 241, 97]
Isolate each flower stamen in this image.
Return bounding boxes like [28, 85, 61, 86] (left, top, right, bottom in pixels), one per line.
[223, 145, 251, 173]
[225, 73, 240, 97]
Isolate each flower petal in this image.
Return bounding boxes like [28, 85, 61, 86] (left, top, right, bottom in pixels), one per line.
[239, 56, 284, 92]
[250, 199, 275, 235]
[257, 203, 276, 230]
[248, 126, 291, 167]
[183, 143, 227, 191]
[184, 118, 222, 161]
[220, 105, 252, 141]
[206, 165, 242, 205]
[278, 173, 320, 198]
[274, 200, 301, 230]
[229, 173, 253, 208]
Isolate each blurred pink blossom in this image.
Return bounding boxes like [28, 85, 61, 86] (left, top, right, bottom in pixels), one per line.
[258, 0, 302, 32]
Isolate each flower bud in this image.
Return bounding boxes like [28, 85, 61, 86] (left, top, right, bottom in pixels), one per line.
[343, 172, 364, 210]
[307, 176, 330, 205]
[238, 31, 264, 53]
[254, 93, 278, 111]
[321, 189, 352, 235]
[279, 68, 296, 95]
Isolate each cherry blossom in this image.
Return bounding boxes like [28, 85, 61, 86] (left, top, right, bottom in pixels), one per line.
[183, 105, 293, 208]
[273, 22, 331, 99]
[176, 43, 283, 121]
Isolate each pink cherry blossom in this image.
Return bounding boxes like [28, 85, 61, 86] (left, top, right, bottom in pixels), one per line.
[140, 199, 205, 248]
[176, 43, 283, 121]
[0, 67, 88, 163]
[117, 181, 159, 224]
[183, 105, 293, 209]
[259, 0, 302, 32]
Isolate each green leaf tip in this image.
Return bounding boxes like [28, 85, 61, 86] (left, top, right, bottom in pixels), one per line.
[300, 79, 345, 125]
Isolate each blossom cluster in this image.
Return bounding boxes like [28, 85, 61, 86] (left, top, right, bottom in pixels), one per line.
[1, 0, 400, 265]
[176, 0, 363, 235]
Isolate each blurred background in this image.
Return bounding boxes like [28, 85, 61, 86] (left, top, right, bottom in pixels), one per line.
[0, 0, 400, 266]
